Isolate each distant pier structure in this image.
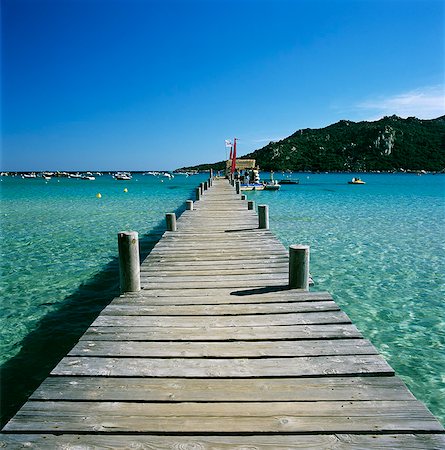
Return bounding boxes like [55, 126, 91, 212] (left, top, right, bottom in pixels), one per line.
[1, 177, 444, 448]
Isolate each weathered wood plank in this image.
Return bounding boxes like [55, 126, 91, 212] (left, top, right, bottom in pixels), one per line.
[5, 401, 441, 433]
[140, 273, 289, 283]
[116, 289, 332, 303]
[51, 355, 394, 377]
[91, 311, 351, 327]
[141, 279, 288, 289]
[1, 433, 444, 449]
[81, 323, 363, 341]
[68, 338, 377, 358]
[30, 375, 415, 402]
[101, 300, 339, 315]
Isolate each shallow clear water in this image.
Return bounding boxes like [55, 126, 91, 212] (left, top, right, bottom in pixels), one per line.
[1, 174, 206, 364]
[247, 172, 445, 424]
[1, 172, 444, 425]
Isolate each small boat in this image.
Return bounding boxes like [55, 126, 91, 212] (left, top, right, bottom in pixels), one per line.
[348, 177, 366, 184]
[81, 175, 95, 180]
[22, 173, 37, 179]
[114, 172, 132, 180]
[263, 180, 281, 190]
[279, 179, 299, 185]
[240, 183, 265, 191]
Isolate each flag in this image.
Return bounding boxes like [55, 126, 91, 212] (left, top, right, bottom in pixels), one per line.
[225, 139, 232, 148]
[231, 138, 237, 173]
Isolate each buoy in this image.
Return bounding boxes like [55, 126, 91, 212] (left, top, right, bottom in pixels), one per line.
[96, 193, 102, 198]
[124, 188, 128, 193]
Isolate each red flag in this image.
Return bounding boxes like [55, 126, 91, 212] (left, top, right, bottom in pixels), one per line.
[229, 147, 233, 160]
[231, 138, 237, 173]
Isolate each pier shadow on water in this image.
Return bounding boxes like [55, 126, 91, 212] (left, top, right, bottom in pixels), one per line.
[0, 202, 188, 428]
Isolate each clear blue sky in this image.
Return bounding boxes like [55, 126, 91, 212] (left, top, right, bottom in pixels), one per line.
[2, 0, 444, 171]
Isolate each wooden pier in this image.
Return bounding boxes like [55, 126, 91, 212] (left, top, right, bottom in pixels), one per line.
[1, 178, 444, 448]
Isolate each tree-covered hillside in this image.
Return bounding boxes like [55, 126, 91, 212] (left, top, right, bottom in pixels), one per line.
[177, 115, 445, 172]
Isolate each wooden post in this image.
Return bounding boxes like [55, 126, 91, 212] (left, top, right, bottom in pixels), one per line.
[166, 213, 177, 231]
[235, 181, 240, 195]
[248, 200, 255, 210]
[204, 181, 208, 191]
[289, 245, 310, 290]
[258, 204, 269, 229]
[200, 182, 205, 194]
[208, 178, 212, 187]
[118, 231, 140, 293]
[186, 200, 194, 210]
[195, 187, 201, 201]
[241, 194, 246, 200]
[210, 169, 213, 179]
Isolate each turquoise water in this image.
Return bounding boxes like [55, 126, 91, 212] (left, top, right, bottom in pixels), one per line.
[247, 173, 445, 424]
[1, 172, 444, 425]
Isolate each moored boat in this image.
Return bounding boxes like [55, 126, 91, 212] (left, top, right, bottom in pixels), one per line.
[114, 172, 132, 180]
[263, 180, 281, 190]
[240, 183, 265, 191]
[348, 177, 366, 184]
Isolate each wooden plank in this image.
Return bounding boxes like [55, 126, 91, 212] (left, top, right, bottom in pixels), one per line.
[142, 259, 289, 268]
[30, 375, 415, 402]
[141, 279, 288, 289]
[2, 433, 444, 449]
[101, 300, 340, 315]
[91, 311, 351, 327]
[116, 290, 333, 304]
[4, 401, 441, 433]
[51, 355, 394, 377]
[81, 323, 363, 341]
[68, 338, 377, 358]
[140, 266, 289, 276]
[140, 273, 289, 283]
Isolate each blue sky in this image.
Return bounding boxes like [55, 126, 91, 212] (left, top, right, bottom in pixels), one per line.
[2, 0, 444, 171]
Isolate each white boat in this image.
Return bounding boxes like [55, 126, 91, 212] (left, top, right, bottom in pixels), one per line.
[22, 173, 37, 179]
[114, 172, 132, 180]
[69, 173, 82, 179]
[348, 177, 366, 185]
[240, 183, 265, 191]
[81, 175, 95, 180]
[263, 180, 281, 190]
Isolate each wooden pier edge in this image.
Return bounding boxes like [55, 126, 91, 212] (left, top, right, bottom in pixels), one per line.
[1, 176, 443, 449]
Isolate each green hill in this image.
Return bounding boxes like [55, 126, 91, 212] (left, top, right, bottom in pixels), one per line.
[177, 115, 445, 172]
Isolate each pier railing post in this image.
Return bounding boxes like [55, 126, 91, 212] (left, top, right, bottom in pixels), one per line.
[204, 181, 208, 191]
[195, 187, 201, 201]
[248, 200, 255, 210]
[186, 200, 194, 210]
[200, 182, 205, 195]
[235, 181, 240, 195]
[289, 245, 310, 290]
[118, 231, 141, 293]
[210, 169, 213, 179]
[241, 194, 246, 201]
[166, 213, 177, 231]
[258, 204, 269, 229]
